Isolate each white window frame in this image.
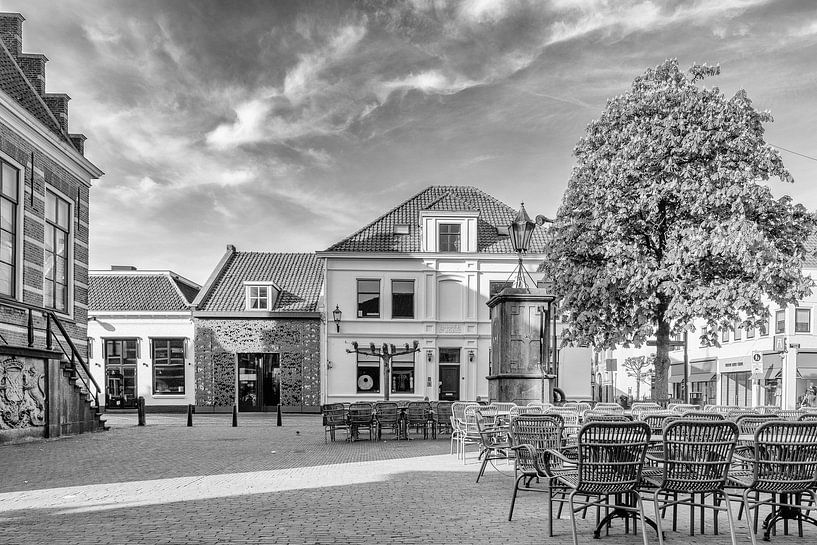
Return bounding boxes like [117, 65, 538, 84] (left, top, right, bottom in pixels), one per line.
[0, 151, 23, 302]
[44, 185, 74, 317]
[795, 308, 811, 333]
[244, 283, 273, 311]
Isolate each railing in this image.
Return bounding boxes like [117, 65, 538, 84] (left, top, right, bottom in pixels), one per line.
[0, 299, 101, 408]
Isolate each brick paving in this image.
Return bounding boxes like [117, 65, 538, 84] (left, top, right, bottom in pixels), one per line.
[0, 413, 814, 544]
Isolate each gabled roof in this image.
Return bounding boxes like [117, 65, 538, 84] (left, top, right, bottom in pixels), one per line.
[325, 185, 548, 253]
[89, 271, 201, 312]
[194, 249, 323, 313]
[0, 38, 73, 148]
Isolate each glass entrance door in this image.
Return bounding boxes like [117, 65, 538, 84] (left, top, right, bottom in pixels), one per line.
[105, 339, 138, 408]
[238, 353, 280, 411]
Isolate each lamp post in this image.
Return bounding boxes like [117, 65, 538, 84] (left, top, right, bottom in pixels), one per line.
[508, 203, 552, 288]
[332, 305, 342, 333]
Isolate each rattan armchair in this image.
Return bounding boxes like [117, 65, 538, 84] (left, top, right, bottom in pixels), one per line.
[374, 401, 400, 441]
[682, 410, 725, 420]
[322, 403, 349, 443]
[545, 421, 652, 545]
[644, 420, 740, 545]
[406, 401, 432, 439]
[583, 411, 633, 423]
[729, 421, 817, 544]
[475, 408, 512, 483]
[434, 400, 453, 436]
[508, 414, 565, 535]
[348, 402, 374, 441]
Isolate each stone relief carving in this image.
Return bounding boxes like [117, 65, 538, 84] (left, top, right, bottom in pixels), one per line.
[0, 358, 46, 429]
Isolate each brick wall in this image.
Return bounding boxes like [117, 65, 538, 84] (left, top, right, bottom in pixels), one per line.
[194, 318, 321, 412]
[0, 120, 90, 360]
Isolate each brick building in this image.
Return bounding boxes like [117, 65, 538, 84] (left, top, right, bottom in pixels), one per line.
[192, 246, 323, 413]
[0, 13, 103, 442]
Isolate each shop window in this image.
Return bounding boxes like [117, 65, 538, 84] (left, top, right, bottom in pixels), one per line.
[357, 279, 380, 318]
[391, 280, 414, 319]
[438, 223, 461, 252]
[104, 338, 139, 408]
[391, 352, 415, 393]
[775, 310, 786, 334]
[356, 353, 380, 393]
[796, 308, 811, 333]
[152, 338, 186, 394]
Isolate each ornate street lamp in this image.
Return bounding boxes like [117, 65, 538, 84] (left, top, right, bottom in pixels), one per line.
[332, 305, 342, 332]
[509, 203, 552, 288]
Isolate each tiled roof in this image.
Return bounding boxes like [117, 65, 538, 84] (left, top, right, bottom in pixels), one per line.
[196, 252, 323, 313]
[325, 185, 548, 253]
[0, 39, 71, 146]
[89, 273, 200, 312]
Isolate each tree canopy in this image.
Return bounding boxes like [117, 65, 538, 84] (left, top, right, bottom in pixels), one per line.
[543, 59, 815, 398]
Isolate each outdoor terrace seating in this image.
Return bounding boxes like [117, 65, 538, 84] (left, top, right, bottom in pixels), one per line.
[348, 402, 374, 441]
[321, 403, 349, 443]
[374, 401, 400, 441]
[405, 401, 432, 439]
[475, 408, 512, 483]
[434, 401, 453, 436]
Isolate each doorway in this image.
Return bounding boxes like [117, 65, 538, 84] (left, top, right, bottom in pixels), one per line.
[104, 339, 138, 409]
[439, 366, 460, 401]
[237, 353, 280, 411]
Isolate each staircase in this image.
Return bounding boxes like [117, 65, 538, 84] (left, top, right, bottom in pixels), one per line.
[59, 358, 109, 434]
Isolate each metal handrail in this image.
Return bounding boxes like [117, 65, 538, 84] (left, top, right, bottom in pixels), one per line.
[46, 311, 101, 407]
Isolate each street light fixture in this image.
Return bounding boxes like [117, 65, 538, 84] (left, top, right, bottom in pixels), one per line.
[332, 305, 342, 333]
[508, 203, 552, 288]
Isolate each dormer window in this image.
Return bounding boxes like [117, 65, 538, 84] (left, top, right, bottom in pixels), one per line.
[245, 283, 278, 311]
[439, 223, 461, 252]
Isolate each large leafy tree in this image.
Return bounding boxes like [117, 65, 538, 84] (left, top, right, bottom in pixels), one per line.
[543, 59, 815, 400]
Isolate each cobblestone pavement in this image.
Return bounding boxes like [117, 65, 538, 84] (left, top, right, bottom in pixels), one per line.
[0, 413, 814, 544]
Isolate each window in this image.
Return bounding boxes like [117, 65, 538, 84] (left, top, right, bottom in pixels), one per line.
[0, 159, 18, 298]
[439, 348, 460, 364]
[357, 279, 380, 318]
[746, 326, 755, 339]
[700, 327, 708, 348]
[44, 191, 71, 312]
[489, 281, 512, 298]
[391, 280, 414, 319]
[356, 353, 380, 393]
[247, 285, 270, 310]
[796, 308, 811, 333]
[721, 328, 729, 343]
[152, 338, 185, 394]
[438, 223, 460, 252]
[733, 323, 742, 341]
[87, 337, 93, 359]
[760, 315, 769, 336]
[775, 310, 786, 334]
[391, 352, 415, 393]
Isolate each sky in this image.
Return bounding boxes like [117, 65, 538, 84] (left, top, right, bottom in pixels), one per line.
[3, 0, 817, 285]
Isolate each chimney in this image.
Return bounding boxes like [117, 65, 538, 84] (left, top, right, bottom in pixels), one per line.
[43, 93, 70, 133]
[17, 53, 47, 95]
[0, 13, 23, 58]
[111, 265, 137, 271]
[69, 133, 86, 155]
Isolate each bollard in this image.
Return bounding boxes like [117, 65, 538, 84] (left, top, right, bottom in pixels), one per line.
[137, 396, 146, 426]
[276, 404, 282, 427]
[232, 404, 238, 427]
[187, 404, 193, 427]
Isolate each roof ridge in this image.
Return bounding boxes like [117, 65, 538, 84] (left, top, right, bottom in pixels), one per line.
[324, 186, 436, 250]
[423, 190, 478, 211]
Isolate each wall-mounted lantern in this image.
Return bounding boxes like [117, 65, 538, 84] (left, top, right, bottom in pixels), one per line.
[427, 350, 434, 363]
[468, 350, 475, 363]
[332, 305, 342, 333]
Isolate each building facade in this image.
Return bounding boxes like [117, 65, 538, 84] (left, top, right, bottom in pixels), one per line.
[0, 13, 103, 441]
[318, 186, 551, 405]
[87, 267, 200, 411]
[192, 246, 323, 413]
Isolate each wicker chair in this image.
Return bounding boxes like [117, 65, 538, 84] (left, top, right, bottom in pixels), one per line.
[631, 402, 662, 419]
[455, 404, 483, 462]
[644, 420, 739, 545]
[510, 405, 545, 419]
[508, 414, 565, 535]
[642, 413, 678, 435]
[322, 403, 349, 443]
[474, 409, 512, 483]
[546, 407, 581, 441]
[434, 401, 453, 436]
[563, 402, 591, 416]
[490, 402, 517, 415]
[583, 410, 633, 423]
[775, 410, 805, 421]
[682, 410, 725, 420]
[726, 408, 759, 420]
[593, 402, 625, 415]
[348, 402, 374, 441]
[668, 403, 699, 414]
[730, 421, 817, 543]
[528, 401, 553, 410]
[450, 402, 477, 457]
[798, 413, 817, 421]
[546, 421, 652, 545]
[374, 401, 400, 441]
[404, 401, 431, 439]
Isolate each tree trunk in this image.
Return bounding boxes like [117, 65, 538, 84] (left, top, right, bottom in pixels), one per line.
[652, 316, 671, 403]
[383, 356, 391, 401]
[635, 373, 641, 400]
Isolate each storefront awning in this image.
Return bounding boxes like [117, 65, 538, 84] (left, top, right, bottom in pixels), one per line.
[668, 374, 684, 383]
[689, 372, 716, 383]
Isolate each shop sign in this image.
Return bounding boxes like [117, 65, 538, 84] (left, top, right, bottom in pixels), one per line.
[719, 355, 750, 373]
[750, 351, 763, 380]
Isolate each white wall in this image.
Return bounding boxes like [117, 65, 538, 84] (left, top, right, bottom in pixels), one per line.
[87, 314, 196, 408]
